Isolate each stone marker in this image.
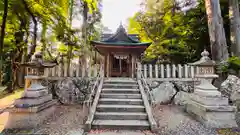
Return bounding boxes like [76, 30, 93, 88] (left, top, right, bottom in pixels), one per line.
[186, 49, 238, 128]
[4, 52, 57, 129]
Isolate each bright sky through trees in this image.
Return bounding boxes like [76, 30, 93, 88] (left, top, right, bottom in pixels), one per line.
[101, 0, 142, 32]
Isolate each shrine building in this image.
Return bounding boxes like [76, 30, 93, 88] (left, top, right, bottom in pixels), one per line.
[91, 24, 151, 78]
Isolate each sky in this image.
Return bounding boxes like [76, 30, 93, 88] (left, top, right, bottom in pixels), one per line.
[71, 0, 142, 32]
[70, 0, 194, 32]
[101, 0, 143, 32]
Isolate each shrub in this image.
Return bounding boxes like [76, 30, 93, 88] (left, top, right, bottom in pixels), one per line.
[217, 56, 240, 75]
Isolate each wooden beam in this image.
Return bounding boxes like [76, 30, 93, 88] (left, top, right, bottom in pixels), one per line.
[95, 45, 148, 48]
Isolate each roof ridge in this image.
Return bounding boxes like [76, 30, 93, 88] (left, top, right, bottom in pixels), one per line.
[102, 24, 140, 43]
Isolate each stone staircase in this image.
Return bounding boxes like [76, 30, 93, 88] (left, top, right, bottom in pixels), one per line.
[90, 78, 152, 130]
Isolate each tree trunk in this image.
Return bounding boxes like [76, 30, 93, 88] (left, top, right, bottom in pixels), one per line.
[229, 0, 240, 56]
[205, 0, 229, 62]
[0, 0, 9, 85]
[21, 0, 38, 61]
[80, 1, 89, 70]
[41, 21, 47, 55]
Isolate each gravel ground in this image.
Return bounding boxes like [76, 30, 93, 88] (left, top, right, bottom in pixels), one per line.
[32, 105, 87, 135]
[1, 104, 239, 135]
[87, 130, 155, 135]
[152, 104, 240, 135]
[1, 104, 87, 135]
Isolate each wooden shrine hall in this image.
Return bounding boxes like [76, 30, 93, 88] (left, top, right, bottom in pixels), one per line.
[91, 24, 151, 77]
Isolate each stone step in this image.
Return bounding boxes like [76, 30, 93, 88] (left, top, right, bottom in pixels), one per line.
[92, 120, 150, 130]
[101, 89, 140, 94]
[99, 98, 143, 105]
[104, 78, 136, 82]
[95, 112, 148, 120]
[102, 84, 138, 89]
[100, 93, 142, 99]
[104, 80, 137, 85]
[96, 104, 145, 112]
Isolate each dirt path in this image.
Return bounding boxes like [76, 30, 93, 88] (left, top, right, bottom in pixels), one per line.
[0, 90, 24, 132]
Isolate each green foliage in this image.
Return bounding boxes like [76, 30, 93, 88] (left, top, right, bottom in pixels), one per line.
[0, 0, 102, 89]
[128, 0, 209, 64]
[217, 56, 240, 74]
[228, 56, 240, 71]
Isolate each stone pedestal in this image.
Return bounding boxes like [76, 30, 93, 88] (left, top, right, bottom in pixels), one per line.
[5, 75, 57, 129]
[186, 49, 238, 128]
[186, 85, 237, 128]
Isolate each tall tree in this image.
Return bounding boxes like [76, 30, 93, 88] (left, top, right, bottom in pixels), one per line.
[205, 0, 229, 62]
[0, 0, 9, 85]
[229, 0, 240, 56]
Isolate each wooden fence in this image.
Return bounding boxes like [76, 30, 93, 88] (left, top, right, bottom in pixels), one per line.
[26, 62, 199, 81]
[137, 63, 199, 81]
[42, 63, 102, 78]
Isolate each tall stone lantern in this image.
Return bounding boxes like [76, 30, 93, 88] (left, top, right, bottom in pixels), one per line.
[5, 52, 57, 129]
[186, 49, 238, 128]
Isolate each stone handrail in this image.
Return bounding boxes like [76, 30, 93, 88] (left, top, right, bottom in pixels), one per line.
[140, 72, 155, 106]
[83, 64, 104, 111]
[84, 64, 104, 131]
[137, 77, 157, 131]
[85, 77, 103, 131]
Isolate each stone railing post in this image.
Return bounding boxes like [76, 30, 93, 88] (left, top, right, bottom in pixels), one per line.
[137, 62, 141, 79]
[186, 49, 238, 128]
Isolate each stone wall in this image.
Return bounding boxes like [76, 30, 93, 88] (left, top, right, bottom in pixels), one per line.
[147, 80, 194, 105]
[42, 78, 94, 105]
[148, 78, 240, 106]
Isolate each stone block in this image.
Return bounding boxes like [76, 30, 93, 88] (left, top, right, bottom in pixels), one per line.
[235, 100, 240, 111]
[186, 101, 238, 128]
[194, 89, 221, 97]
[14, 94, 52, 107]
[4, 106, 55, 129]
[8, 100, 57, 113]
[22, 89, 48, 98]
[25, 75, 45, 80]
[195, 81, 219, 91]
[26, 84, 46, 91]
[188, 99, 237, 112]
[189, 94, 229, 106]
[231, 91, 240, 103]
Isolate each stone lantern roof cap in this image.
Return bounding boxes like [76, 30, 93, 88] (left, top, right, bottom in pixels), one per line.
[189, 49, 216, 66]
[21, 51, 56, 68]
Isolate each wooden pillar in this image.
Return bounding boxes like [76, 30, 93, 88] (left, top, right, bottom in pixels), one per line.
[104, 55, 107, 77]
[131, 55, 134, 78]
[119, 58, 122, 75]
[107, 53, 110, 77]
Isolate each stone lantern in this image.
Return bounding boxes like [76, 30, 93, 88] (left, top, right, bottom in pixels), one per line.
[186, 49, 238, 128]
[5, 52, 57, 129]
[190, 49, 220, 97]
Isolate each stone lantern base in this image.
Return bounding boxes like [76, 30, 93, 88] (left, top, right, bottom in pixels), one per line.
[4, 76, 57, 129]
[4, 102, 56, 129]
[186, 84, 238, 128]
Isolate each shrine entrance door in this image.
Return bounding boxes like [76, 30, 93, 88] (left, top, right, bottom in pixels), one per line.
[111, 54, 130, 77]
